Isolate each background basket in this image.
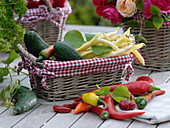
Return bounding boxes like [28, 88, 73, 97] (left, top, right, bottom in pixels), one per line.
[18, 0, 71, 45]
[17, 44, 134, 101]
[22, 17, 67, 45]
[123, 11, 170, 71]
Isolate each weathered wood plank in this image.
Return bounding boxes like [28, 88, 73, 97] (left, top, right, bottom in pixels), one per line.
[13, 104, 55, 128]
[0, 103, 8, 114]
[0, 104, 40, 128]
[128, 121, 156, 128]
[149, 71, 170, 86]
[99, 119, 132, 128]
[70, 112, 103, 128]
[42, 111, 84, 128]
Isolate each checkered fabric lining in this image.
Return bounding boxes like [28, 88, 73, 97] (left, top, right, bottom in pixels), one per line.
[18, 54, 134, 89]
[14, 1, 72, 29]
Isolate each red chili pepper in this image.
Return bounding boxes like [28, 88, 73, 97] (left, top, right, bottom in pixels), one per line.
[53, 105, 72, 113]
[103, 95, 145, 120]
[118, 99, 136, 110]
[74, 81, 151, 101]
[136, 76, 154, 86]
[62, 101, 82, 109]
[109, 81, 151, 95]
[90, 106, 109, 120]
[141, 90, 165, 102]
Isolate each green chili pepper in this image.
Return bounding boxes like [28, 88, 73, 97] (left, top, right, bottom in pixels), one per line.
[135, 97, 148, 109]
[82, 92, 107, 109]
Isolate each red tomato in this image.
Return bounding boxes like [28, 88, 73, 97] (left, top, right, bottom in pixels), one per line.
[136, 76, 154, 86]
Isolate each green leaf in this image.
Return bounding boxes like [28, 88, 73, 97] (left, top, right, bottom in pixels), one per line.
[125, 20, 139, 27]
[85, 33, 95, 41]
[136, 0, 144, 12]
[2, 67, 9, 76]
[0, 88, 6, 100]
[92, 45, 112, 55]
[111, 86, 130, 102]
[0, 76, 3, 83]
[95, 86, 110, 95]
[64, 30, 85, 48]
[153, 16, 163, 29]
[150, 5, 160, 15]
[145, 20, 155, 27]
[1, 50, 19, 65]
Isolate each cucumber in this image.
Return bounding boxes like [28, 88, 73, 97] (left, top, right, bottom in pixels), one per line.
[24, 31, 49, 57]
[13, 86, 37, 115]
[54, 41, 83, 61]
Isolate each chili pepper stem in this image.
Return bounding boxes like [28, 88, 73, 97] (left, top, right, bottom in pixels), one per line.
[102, 112, 109, 119]
[98, 97, 107, 109]
[149, 85, 160, 92]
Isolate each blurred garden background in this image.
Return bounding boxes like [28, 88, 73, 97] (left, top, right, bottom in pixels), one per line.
[67, 0, 112, 26]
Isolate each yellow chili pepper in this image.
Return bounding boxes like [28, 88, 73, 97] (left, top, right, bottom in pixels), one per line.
[82, 92, 107, 109]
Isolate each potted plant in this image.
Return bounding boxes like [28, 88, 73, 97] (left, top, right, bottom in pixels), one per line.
[92, 0, 170, 71]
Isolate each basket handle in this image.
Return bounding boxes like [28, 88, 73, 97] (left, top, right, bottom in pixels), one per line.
[44, 0, 58, 13]
[17, 44, 37, 65]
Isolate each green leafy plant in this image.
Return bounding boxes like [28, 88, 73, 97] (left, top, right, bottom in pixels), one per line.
[95, 85, 131, 102]
[0, 0, 27, 108]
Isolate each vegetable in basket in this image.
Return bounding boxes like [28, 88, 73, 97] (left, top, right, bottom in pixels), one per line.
[37, 45, 54, 61]
[24, 31, 49, 57]
[53, 41, 83, 61]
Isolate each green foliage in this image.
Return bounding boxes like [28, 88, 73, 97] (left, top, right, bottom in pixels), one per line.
[64, 30, 85, 48]
[67, 0, 112, 26]
[0, 80, 22, 108]
[92, 45, 112, 55]
[135, 0, 144, 12]
[0, 0, 27, 52]
[0, 50, 20, 83]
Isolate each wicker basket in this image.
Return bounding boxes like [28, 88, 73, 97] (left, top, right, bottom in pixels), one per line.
[20, 1, 71, 45]
[22, 17, 67, 45]
[123, 25, 170, 71]
[17, 44, 134, 101]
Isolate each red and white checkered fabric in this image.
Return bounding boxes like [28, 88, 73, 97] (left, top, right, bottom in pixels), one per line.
[18, 54, 134, 89]
[134, 12, 170, 28]
[15, 1, 72, 29]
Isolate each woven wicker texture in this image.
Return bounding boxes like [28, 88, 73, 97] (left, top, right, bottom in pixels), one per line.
[22, 17, 67, 45]
[123, 25, 170, 71]
[17, 44, 125, 101]
[33, 71, 123, 101]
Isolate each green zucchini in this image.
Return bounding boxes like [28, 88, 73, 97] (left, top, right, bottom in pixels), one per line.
[54, 41, 83, 61]
[24, 31, 49, 57]
[13, 86, 37, 115]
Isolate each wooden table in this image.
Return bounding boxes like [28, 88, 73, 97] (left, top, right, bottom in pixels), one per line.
[0, 25, 170, 128]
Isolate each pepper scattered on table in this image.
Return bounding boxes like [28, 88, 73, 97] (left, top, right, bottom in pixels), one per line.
[82, 92, 107, 109]
[103, 95, 145, 120]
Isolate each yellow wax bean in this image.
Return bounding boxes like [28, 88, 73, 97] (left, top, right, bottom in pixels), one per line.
[132, 50, 145, 65]
[76, 32, 101, 52]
